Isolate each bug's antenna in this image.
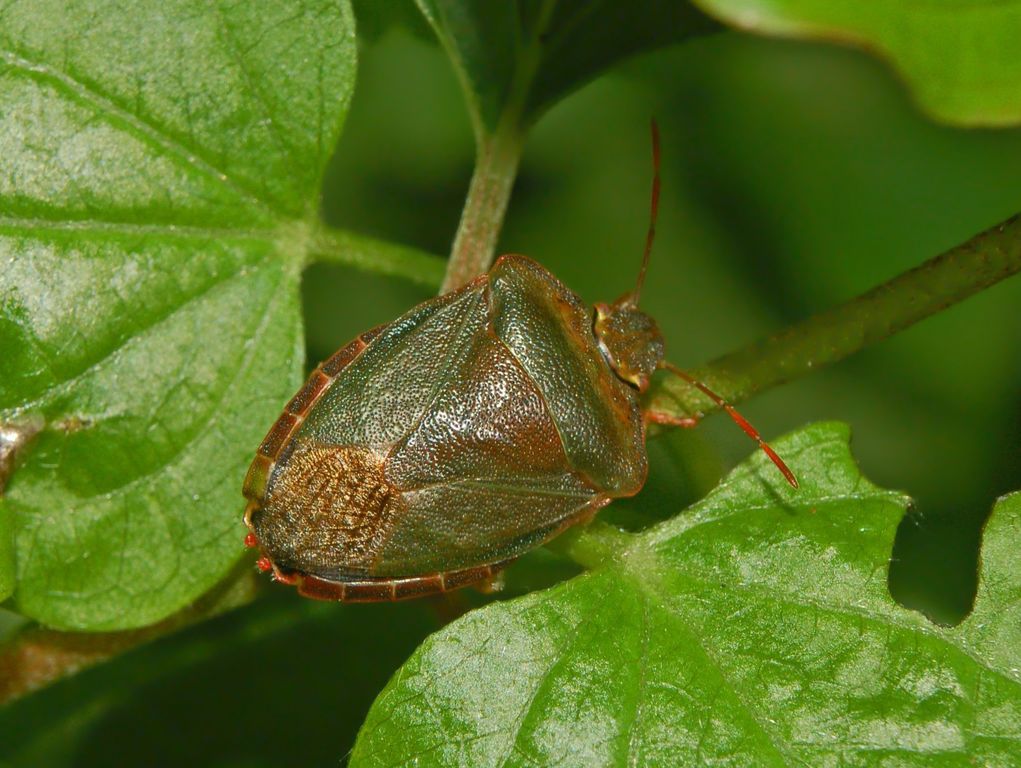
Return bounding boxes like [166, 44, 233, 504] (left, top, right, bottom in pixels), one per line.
[631, 118, 660, 306]
[660, 361, 799, 489]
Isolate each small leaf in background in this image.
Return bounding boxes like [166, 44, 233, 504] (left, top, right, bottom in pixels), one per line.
[352, 423, 1021, 766]
[416, 0, 719, 134]
[691, 0, 1021, 126]
[0, 0, 356, 630]
[523, 0, 719, 120]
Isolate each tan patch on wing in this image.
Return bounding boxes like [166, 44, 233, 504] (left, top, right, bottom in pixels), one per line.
[255, 441, 406, 578]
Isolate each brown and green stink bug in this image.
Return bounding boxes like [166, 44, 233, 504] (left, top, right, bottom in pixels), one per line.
[242, 123, 797, 601]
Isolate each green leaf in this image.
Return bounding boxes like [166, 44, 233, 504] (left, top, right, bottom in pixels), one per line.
[691, 0, 1021, 126]
[522, 0, 719, 121]
[352, 423, 1021, 766]
[0, 0, 356, 630]
[416, 0, 718, 134]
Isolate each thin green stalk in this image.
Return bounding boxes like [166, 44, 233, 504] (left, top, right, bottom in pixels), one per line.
[440, 128, 524, 292]
[307, 225, 445, 288]
[649, 213, 1021, 418]
[546, 520, 636, 570]
[438, 0, 556, 293]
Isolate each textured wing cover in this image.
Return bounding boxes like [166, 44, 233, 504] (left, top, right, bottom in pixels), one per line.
[252, 269, 635, 580]
[488, 255, 646, 494]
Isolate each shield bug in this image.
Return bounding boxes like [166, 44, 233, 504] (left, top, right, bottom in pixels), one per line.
[242, 122, 797, 601]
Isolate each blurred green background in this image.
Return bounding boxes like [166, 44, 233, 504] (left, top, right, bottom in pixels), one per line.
[3, 8, 1020, 766]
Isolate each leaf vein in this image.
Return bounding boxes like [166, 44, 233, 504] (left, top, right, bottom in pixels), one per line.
[0, 47, 277, 215]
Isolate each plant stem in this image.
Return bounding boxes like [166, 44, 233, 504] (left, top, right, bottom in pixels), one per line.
[440, 128, 524, 293]
[436, 0, 554, 293]
[307, 225, 445, 288]
[649, 213, 1021, 417]
[546, 520, 636, 570]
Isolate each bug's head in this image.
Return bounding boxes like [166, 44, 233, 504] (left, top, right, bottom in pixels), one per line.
[594, 298, 664, 393]
[594, 121, 800, 490]
[593, 119, 668, 393]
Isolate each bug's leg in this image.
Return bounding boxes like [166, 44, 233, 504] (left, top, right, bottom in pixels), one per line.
[644, 410, 700, 428]
[474, 571, 505, 595]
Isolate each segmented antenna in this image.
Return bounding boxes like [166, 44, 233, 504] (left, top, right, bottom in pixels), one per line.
[632, 118, 661, 305]
[660, 362, 799, 488]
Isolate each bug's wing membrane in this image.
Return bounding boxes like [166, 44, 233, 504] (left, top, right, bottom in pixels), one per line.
[488, 255, 646, 495]
[376, 329, 598, 575]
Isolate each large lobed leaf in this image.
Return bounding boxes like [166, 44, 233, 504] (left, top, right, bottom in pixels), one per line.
[0, 0, 356, 630]
[691, 0, 1021, 126]
[352, 423, 1021, 766]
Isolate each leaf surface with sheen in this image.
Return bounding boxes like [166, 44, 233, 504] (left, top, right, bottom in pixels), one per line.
[0, 0, 356, 629]
[353, 423, 1021, 766]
